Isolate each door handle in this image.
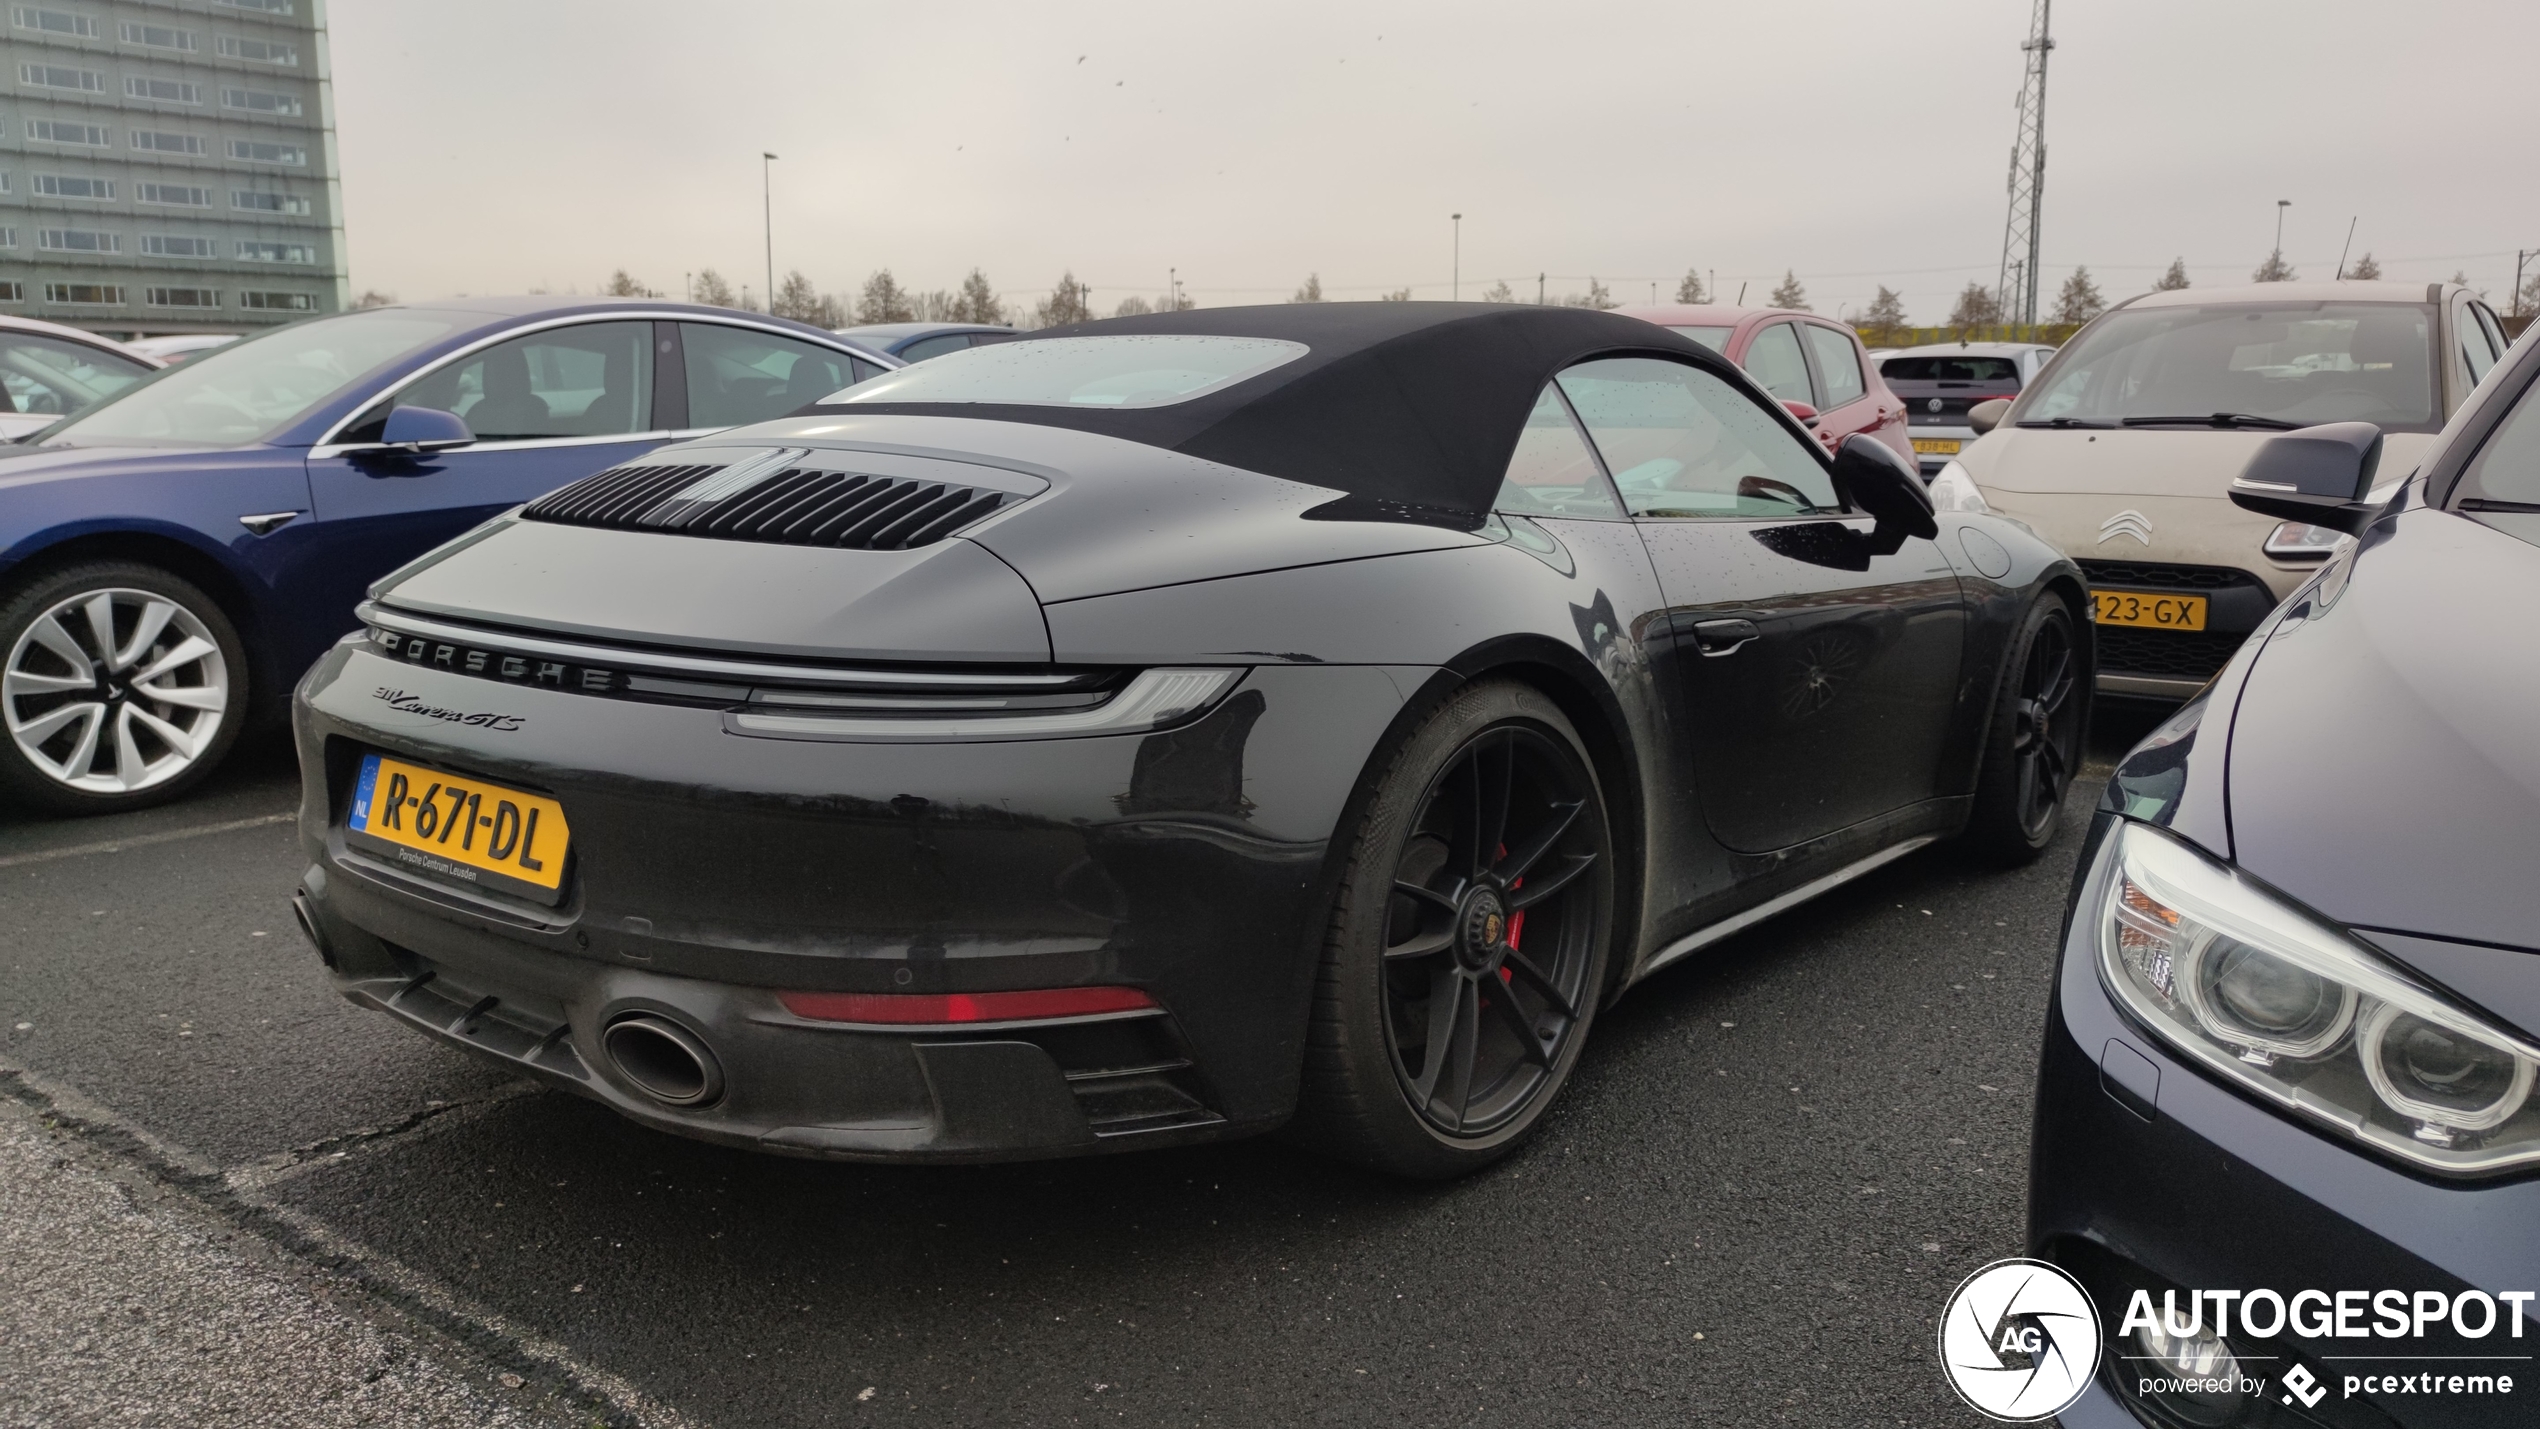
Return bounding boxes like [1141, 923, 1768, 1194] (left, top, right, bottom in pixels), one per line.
[1692, 618, 1760, 657]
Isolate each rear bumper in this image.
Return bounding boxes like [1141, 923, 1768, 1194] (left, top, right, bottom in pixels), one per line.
[291, 638, 1422, 1161]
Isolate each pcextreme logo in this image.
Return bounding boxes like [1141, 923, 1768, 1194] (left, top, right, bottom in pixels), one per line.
[1938, 1259, 2101, 1421]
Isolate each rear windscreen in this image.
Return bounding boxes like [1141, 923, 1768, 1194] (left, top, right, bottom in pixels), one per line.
[1879, 356, 2018, 383]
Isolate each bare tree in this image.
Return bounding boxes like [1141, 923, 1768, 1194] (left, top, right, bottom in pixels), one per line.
[2517, 272, 2540, 320]
[1767, 271, 1809, 311]
[2347, 252, 2383, 281]
[1860, 286, 1909, 338]
[2251, 250, 2297, 283]
[1674, 268, 1709, 303]
[1947, 282, 2004, 328]
[857, 270, 917, 324]
[600, 269, 660, 299]
[352, 289, 396, 309]
[2051, 266, 2106, 325]
[1378, 287, 1414, 302]
[1480, 280, 1515, 304]
[692, 269, 739, 308]
[2451, 270, 2488, 300]
[2153, 258, 2191, 291]
[1162, 288, 1196, 312]
[949, 269, 1005, 325]
[1559, 278, 1616, 310]
[1034, 271, 1092, 328]
[771, 269, 845, 327]
[1290, 274, 1326, 303]
[1113, 295, 1153, 317]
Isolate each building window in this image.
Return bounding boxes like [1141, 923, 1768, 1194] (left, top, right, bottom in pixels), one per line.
[0, 282, 21, 301]
[0, 175, 11, 195]
[220, 86, 302, 116]
[38, 229, 121, 253]
[231, 190, 311, 215]
[33, 175, 117, 201]
[214, 35, 298, 66]
[45, 283, 126, 306]
[226, 139, 306, 166]
[119, 21, 196, 51]
[146, 287, 221, 309]
[12, 7, 98, 37]
[238, 290, 313, 312]
[238, 240, 315, 264]
[0, 228, 15, 248]
[20, 64, 106, 92]
[26, 119, 110, 147]
[126, 76, 203, 104]
[214, 0, 294, 12]
[142, 235, 218, 258]
[131, 130, 206, 155]
[138, 183, 213, 207]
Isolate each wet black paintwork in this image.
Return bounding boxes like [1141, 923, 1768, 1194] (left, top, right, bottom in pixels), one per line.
[299, 399, 2081, 1162]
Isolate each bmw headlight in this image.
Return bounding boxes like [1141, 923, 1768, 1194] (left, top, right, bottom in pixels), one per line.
[1927, 460, 1991, 513]
[2094, 819, 2540, 1175]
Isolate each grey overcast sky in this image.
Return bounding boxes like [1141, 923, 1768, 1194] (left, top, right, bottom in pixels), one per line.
[330, 0, 2538, 323]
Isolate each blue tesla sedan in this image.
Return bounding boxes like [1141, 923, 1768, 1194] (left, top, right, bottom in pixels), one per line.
[0, 297, 894, 814]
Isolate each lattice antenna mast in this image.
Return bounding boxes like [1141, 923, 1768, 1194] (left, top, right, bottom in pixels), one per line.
[1995, 0, 2054, 325]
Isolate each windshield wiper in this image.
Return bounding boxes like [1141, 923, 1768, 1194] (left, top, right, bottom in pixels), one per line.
[2013, 416, 2114, 429]
[2460, 498, 2540, 514]
[2118, 412, 2303, 431]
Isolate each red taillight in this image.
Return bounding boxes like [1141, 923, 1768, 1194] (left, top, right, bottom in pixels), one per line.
[778, 986, 1158, 1025]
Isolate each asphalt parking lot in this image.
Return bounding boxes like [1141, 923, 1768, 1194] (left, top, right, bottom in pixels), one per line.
[0, 705, 2163, 1428]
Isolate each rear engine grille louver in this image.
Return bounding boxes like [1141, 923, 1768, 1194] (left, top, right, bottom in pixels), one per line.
[524, 463, 1014, 551]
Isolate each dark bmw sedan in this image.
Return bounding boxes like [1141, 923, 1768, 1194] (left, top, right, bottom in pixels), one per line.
[2033, 339, 2540, 1426]
[0, 298, 890, 813]
[291, 303, 2089, 1178]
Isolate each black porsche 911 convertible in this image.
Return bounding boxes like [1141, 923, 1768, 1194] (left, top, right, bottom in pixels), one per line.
[290, 303, 2089, 1177]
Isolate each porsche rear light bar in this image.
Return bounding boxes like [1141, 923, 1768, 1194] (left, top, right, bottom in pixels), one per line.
[778, 986, 1159, 1025]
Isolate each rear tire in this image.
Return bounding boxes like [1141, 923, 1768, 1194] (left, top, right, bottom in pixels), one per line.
[1290, 681, 1615, 1179]
[1963, 593, 2084, 865]
[0, 562, 248, 816]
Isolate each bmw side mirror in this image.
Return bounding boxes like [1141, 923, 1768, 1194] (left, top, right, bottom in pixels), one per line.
[380, 405, 475, 454]
[1834, 433, 1938, 552]
[1967, 398, 2011, 435]
[2227, 421, 2384, 534]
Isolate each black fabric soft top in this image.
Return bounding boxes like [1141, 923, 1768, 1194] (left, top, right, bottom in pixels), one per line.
[819, 302, 1730, 526]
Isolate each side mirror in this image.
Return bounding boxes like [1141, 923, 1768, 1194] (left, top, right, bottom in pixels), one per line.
[1834, 433, 1938, 552]
[1967, 398, 2012, 435]
[379, 405, 474, 454]
[2227, 421, 2384, 534]
[1782, 399, 1820, 424]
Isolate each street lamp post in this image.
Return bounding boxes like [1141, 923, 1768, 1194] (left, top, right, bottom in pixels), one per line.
[1451, 214, 1461, 300]
[763, 152, 779, 313]
[2275, 199, 2290, 261]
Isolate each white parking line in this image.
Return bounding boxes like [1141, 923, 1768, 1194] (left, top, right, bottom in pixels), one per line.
[0, 811, 297, 870]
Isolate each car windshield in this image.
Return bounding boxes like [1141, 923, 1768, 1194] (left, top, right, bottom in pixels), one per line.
[39, 309, 466, 447]
[822, 335, 1308, 409]
[2017, 302, 2435, 430]
[1882, 356, 2018, 383]
[1665, 325, 1735, 353]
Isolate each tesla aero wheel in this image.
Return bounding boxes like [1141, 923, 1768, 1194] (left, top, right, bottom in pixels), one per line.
[1294, 681, 1615, 1179]
[1964, 593, 2085, 864]
[0, 563, 248, 815]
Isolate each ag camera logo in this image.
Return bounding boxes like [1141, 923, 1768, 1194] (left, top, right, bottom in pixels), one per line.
[1939, 1258, 2102, 1421]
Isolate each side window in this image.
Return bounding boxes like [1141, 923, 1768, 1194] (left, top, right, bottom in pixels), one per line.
[1801, 325, 1865, 407]
[682, 324, 854, 428]
[1741, 322, 1813, 405]
[847, 357, 888, 386]
[2459, 302, 2499, 387]
[2476, 305, 2512, 362]
[0, 336, 151, 416]
[349, 321, 653, 443]
[1491, 384, 1623, 519]
[1556, 357, 1840, 519]
[896, 333, 974, 363]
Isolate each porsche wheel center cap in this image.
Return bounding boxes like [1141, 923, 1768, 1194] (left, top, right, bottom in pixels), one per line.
[1458, 890, 1508, 968]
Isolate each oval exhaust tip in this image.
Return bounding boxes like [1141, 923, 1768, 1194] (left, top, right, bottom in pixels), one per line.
[602, 1015, 725, 1106]
[290, 891, 335, 969]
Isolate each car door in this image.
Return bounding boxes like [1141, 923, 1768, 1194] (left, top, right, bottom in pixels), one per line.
[1556, 355, 1966, 854]
[1798, 321, 1883, 453]
[300, 319, 669, 642]
[678, 322, 876, 430]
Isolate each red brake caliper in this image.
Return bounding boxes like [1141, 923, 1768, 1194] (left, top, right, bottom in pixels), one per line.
[1498, 844, 1523, 984]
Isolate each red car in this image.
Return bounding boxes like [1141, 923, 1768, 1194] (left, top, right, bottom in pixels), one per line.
[1613, 304, 1916, 470]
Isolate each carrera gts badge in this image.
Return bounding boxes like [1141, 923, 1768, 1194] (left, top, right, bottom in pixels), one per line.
[371, 687, 525, 732]
[2098, 509, 2155, 546]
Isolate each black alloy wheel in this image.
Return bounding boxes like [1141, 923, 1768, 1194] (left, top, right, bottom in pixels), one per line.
[1292, 681, 1615, 1178]
[1966, 595, 2085, 863]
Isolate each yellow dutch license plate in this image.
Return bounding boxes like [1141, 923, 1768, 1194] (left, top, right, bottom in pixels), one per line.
[2092, 589, 2208, 631]
[347, 752, 570, 899]
[1911, 438, 1962, 455]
